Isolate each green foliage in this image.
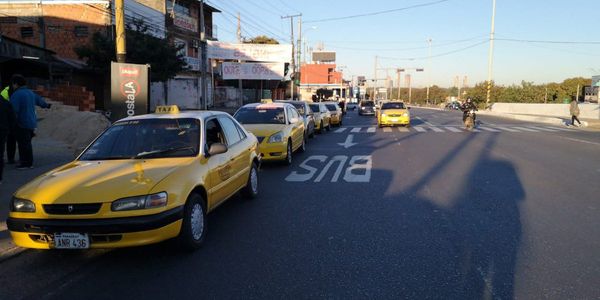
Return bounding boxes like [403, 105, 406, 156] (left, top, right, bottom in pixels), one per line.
[244, 35, 279, 44]
[75, 20, 187, 82]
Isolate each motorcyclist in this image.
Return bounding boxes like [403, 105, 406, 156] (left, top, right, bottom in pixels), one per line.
[460, 97, 478, 123]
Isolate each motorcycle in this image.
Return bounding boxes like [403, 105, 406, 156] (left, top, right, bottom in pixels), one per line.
[464, 109, 476, 131]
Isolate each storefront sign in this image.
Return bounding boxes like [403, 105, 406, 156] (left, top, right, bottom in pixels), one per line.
[185, 57, 200, 71]
[110, 62, 149, 122]
[174, 13, 197, 32]
[207, 41, 292, 63]
[222, 62, 285, 80]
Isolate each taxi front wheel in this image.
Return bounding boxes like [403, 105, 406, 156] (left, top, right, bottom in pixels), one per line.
[178, 193, 207, 250]
[242, 162, 259, 199]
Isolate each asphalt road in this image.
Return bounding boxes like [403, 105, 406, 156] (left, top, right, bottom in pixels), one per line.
[1, 108, 599, 299]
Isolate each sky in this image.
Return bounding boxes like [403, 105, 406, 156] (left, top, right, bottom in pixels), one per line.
[206, 0, 600, 88]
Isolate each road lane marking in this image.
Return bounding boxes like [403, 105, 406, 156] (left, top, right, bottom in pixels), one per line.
[445, 126, 463, 132]
[495, 126, 521, 132]
[545, 126, 575, 131]
[479, 127, 501, 132]
[367, 127, 376, 133]
[414, 126, 427, 132]
[285, 155, 373, 183]
[334, 128, 347, 133]
[561, 137, 600, 146]
[416, 116, 435, 126]
[527, 126, 559, 132]
[511, 126, 539, 132]
[350, 127, 361, 133]
[398, 127, 410, 132]
[429, 126, 444, 132]
[383, 127, 392, 133]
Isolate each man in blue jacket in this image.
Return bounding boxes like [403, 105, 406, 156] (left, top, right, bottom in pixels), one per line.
[9, 74, 51, 169]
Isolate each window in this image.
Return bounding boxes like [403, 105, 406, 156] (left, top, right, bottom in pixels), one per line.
[234, 107, 286, 125]
[205, 119, 226, 151]
[74, 26, 89, 37]
[218, 116, 242, 146]
[0, 17, 17, 24]
[167, 0, 191, 16]
[20, 27, 34, 38]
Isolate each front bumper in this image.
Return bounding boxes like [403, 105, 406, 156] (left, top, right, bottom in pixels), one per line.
[7, 206, 183, 249]
[258, 142, 287, 161]
[379, 116, 410, 126]
[359, 109, 375, 115]
[330, 115, 341, 124]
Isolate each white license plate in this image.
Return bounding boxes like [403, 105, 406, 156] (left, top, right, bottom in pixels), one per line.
[54, 233, 90, 249]
[390, 118, 398, 122]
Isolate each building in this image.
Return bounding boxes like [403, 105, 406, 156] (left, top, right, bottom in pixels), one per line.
[298, 51, 346, 101]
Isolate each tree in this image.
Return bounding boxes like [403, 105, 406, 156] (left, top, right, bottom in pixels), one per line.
[244, 35, 279, 44]
[75, 20, 187, 82]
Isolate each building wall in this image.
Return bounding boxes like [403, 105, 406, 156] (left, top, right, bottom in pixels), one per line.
[300, 64, 342, 85]
[0, 3, 111, 60]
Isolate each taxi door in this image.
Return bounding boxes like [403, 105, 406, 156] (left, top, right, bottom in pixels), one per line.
[217, 116, 249, 192]
[287, 107, 304, 150]
[205, 118, 234, 208]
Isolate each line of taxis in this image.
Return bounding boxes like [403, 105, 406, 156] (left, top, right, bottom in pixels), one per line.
[6, 101, 344, 251]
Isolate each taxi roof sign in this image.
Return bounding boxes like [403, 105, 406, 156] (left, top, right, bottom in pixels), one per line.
[155, 105, 180, 114]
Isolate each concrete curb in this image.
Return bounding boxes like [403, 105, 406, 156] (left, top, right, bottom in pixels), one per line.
[0, 242, 26, 263]
[477, 111, 567, 126]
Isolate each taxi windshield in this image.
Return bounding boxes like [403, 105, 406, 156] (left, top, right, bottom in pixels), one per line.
[309, 104, 320, 113]
[382, 103, 406, 109]
[79, 118, 200, 160]
[325, 104, 338, 111]
[234, 107, 286, 124]
[291, 103, 306, 115]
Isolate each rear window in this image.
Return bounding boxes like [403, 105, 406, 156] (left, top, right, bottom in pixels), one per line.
[309, 104, 320, 113]
[325, 104, 338, 111]
[291, 103, 306, 115]
[382, 102, 406, 109]
[361, 101, 374, 107]
[234, 107, 286, 125]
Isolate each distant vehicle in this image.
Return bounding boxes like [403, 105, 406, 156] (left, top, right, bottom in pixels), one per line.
[7, 106, 261, 250]
[377, 101, 411, 128]
[358, 100, 376, 116]
[445, 102, 461, 110]
[308, 102, 332, 133]
[323, 102, 343, 127]
[275, 100, 316, 139]
[235, 102, 305, 165]
[347, 103, 358, 111]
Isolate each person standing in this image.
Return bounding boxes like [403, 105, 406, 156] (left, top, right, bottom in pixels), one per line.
[9, 74, 51, 169]
[0, 91, 16, 183]
[569, 98, 581, 127]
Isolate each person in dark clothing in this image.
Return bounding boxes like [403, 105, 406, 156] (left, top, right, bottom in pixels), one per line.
[9, 74, 51, 169]
[2, 85, 17, 164]
[460, 97, 478, 122]
[0, 96, 17, 183]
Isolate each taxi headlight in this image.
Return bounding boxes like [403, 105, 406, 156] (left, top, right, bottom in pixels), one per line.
[381, 113, 387, 117]
[268, 131, 284, 143]
[403, 112, 409, 117]
[111, 192, 168, 211]
[10, 197, 36, 213]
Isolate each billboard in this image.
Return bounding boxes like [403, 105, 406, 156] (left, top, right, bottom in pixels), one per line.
[207, 41, 292, 63]
[312, 51, 336, 62]
[110, 62, 149, 122]
[222, 62, 285, 80]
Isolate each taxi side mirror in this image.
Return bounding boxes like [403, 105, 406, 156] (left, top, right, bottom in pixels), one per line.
[207, 143, 228, 156]
[290, 117, 300, 124]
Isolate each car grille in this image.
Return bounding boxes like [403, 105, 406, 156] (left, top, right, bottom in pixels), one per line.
[43, 203, 102, 215]
[389, 114, 403, 117]
[256, 136, 265, 143]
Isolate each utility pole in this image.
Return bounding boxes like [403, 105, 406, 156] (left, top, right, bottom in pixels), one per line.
[545, 86, 548, 103]
[396, 69, 401, 100]
[237, 13, 243, 106]
[297, 16, 302, 77]
[115, 0, 126, 62]
[406, 74, 412, 104]
[576, 84, 580, 102]
[236, 12, 242, 42]
[282, 13, 301, 100]
[374, 55, 378, 100]
[200, 0, 207, 110]
[486, 0, 497, 105]
[426, 38, 432, 104]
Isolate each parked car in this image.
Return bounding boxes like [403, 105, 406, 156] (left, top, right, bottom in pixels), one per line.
[324, 102, 343, 127]
[377, 101, 411, 127]
[308, 102, 332, 133]
[275, 100, 316, 139]
[234, 102, 305, 165]
[358, 100, 376, 116]
[7, 106, 261, 250]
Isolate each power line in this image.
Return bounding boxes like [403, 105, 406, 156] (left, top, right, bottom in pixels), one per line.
[324, 35, 489, 52]
[304, 0, 450, 23]
[208, 0, 288, 41]
[495, 38, 600, 45]
[379, 40, 488, 61]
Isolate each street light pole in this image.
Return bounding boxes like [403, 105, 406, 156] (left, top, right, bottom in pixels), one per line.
[426, 38, 432, 104]
[486, 0, 497, 105]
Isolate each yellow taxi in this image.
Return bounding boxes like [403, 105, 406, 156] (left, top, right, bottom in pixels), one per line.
[377, 101, 411, 127]
[234, 102, 305, 165]
[323, 102, 343, 127]
[6, 106, 260, 250]
[308, 102, 332, 133]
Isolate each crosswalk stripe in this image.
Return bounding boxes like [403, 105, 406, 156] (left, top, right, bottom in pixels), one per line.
[511, 126, 540, 132]
[445, 126, 463, 132]
[350, 127, 361, 133]
[545, 126, 574, 131]
[479, 126, 502, 132]
[398, 127, 410, 132]
[472, 128, 482, 132]
[383, 127, 392, 132]
[367, 127, 377, 133]
[495, 126, 521, 132]
[334, 128, 347, 133]
[527, 126, 559, 132]
[414, 126, 427, 132]
[430, 127, 444, 132]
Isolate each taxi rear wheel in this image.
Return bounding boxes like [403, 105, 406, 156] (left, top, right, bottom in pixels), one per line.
[285, 141, 293, 165]
[242, 162, 259, 199]
[178, 193, 206, 250]
[299, 134, 306, 153]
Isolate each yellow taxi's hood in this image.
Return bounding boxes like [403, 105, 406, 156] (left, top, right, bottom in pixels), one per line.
[15, 159, 193, 205]
[242, 124, 288, 137]
[381, 109, 409, 115]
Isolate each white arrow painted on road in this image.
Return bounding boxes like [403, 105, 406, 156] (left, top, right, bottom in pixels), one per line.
[338, 134, 358, 149]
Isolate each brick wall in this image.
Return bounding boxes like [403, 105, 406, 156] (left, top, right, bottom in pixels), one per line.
[36, 84, 96, 112]
[0, 4, 110, 60]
